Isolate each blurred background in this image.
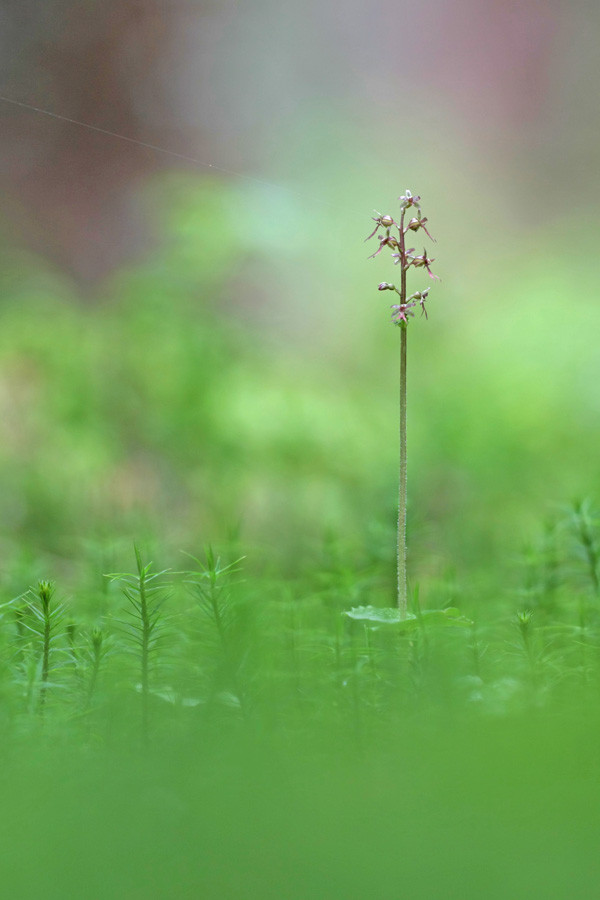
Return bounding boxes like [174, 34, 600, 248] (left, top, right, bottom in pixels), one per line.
[0, 0, 598, 605]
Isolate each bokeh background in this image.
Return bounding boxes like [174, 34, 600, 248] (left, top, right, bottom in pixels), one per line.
[0, 0, 599, 605]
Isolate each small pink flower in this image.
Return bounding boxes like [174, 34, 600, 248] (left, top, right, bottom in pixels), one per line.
[407, 248, 440, 280]
[364, 211, 397, 242]
[392, 247, 415, 267]
[405, 211, 435, 242]
[391, 303, 415, 325]
[408, 289, 430, 318]
[368, 234, 400, 259]
[398, 189, 421, 211]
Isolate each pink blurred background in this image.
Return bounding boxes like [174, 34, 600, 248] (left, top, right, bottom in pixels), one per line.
[1, 0, 595, 283]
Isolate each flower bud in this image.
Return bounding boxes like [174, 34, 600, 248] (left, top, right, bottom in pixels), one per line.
[378, 282, 396, 291]
[380, 215, 395, 228]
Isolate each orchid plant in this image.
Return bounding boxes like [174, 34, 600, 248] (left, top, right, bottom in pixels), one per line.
[365, 190, 438, 617]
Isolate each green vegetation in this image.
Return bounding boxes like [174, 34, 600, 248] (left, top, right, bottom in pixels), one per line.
[0, 510, 599, 898]
[1, 176, 600, 897]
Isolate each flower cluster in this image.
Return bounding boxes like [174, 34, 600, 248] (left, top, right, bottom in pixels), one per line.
[366, 190, 438, 326]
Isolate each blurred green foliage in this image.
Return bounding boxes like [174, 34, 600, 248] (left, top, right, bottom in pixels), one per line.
[0, 176, 597, 612]
[0, 525, 598, 898]
[0, 707, 599, 900]
[1, 173, 599, 618]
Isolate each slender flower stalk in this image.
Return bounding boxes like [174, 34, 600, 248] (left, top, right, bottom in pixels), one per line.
[398, 204, 408, 615]
[398, 297, 408, 613]
[366, 190, 438, 616]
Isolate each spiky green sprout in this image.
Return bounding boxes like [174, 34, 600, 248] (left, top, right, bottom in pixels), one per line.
[182, 547, 247, 716]
[106, 546, 170, 743]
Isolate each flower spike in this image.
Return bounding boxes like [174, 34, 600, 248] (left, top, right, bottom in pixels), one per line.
[366, 190, 438, 325]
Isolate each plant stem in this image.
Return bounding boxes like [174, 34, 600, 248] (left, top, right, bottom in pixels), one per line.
[85, 630, 103, 711]
[135, 548, 150, 743]
[398, 325, 408, 616]
[575, 503, 600, 596]
[40, 601, 51, 715]
[398, 208, 408, 617]
[38, 581, 53, 716]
